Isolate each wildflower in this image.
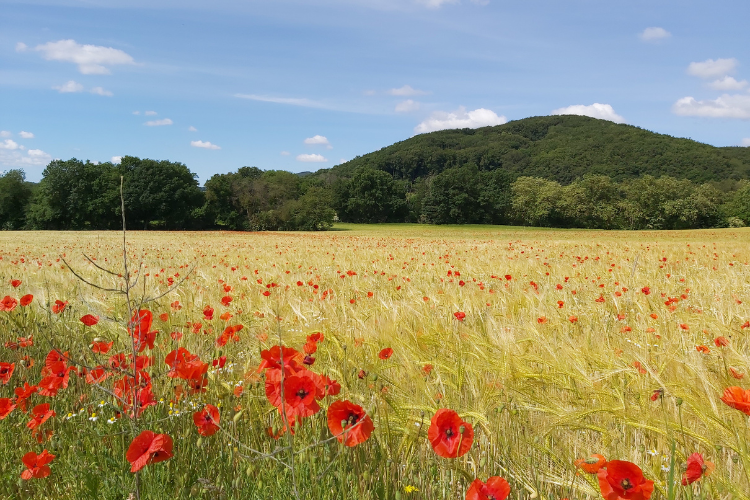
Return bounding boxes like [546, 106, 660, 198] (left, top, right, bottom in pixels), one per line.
[203, 305, 214, 320]
[0, 362, 14, 384]
[126, 430, 174, 473]
[465, 476, 511, 500]
[575, 454, 607, 474]
[51, 300, 68, 314]
[11, 279, 22, 288]
[27, 403, 55, 430]
[89, 413, 98, 422]
[454, 311, 466, 321]
[720, 386, 750, 415]
[682, 453, 713, 485]
[379, 347, 394, 360]
[283, 374, 321, 419]
[650, 389, 664, 402]
[80, 314, 99, 327]
[729, 367, 744, 379]
[193, 404, 220, 436]
[20, 294, 33, 306]
[714, 336, 729, 347]
[0, 296, 18, 312]
[20, 450, 55, 480]
[428, 409, 474, 458]
[91, 341, 113, 354]
[327, 400, 374, 447]
[597, 460, 654, 500]
[404, 485, 419, 493]
[0, 398, 16, 419]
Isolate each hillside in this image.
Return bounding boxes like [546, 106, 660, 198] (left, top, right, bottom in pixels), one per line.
[323, 115, 750, 184]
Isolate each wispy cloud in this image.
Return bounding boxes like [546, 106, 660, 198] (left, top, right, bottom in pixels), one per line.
[90, 86, 113, 96]
[672, 94, 750, 119]
[144, 118, 173, 126]
[388, 85, 428, 96]
[235, 93, 327, 108]
[19, 131, 34, 139]
[24, 39, 135, 75]
[296, 153, 328, 162]
[191, 140, 221, 150]
[639, 27, 671, 41]
[687, 58, 738, 79]
[53, 80, 84, 93]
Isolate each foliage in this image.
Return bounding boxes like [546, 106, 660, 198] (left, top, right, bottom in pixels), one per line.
[0, 170, 33, 230]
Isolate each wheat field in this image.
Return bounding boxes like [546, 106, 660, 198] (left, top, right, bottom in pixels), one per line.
[1, 225, 749, 500]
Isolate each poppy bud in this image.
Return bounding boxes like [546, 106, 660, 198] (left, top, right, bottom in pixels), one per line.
[358, 370, 366, 379]
[459, 424, 466, 434]
[676, 397, 683, 406]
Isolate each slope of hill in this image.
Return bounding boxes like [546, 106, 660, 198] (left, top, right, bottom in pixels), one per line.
[325, 115, 750, 184]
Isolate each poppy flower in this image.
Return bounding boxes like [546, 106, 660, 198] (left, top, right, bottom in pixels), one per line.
[729, 367, 745, 379]
[216, 324, 243, 347]
[126, 430, 174, 473]
[283, 374, 321, 418]
[27, 403, 55, 430]
[20, 294, 33, 306]
[129, 310, 157, 352]
[91, 341, 113, 354]
[574, 454, 607, 474]
[379, 348, 394, 360]
[80, 314, 99, 327]
[303, 341, 317, 355]
[327, 400, 374, 447]
[597, 460, 654, 500]
[0, 398, 16, 419]
[203, 305, 214, 320]
[0, 296, 18, 312]
[0, 362, 14, 384]
[159, 313, 169, 322]
[193, 404, 220, 436]
[428, 409, 474, 458]
[219, 312, 233, 321]
[38, 361, 74, 396]
[14, 383, 37, 411]
[257, 346, 304, 374]
[720, 386, 750, 415]
[221, 296, 232, 306]
[465, 476, 511, 500]
[170, 300, 182, 311]
[682, 453, 713, 485]
[20, 450, 55, 480]
[51, 300, 68, 314]
[11, 279, 22, 288]
[454, 311, 466, 321]
[714, 336, 729, 347]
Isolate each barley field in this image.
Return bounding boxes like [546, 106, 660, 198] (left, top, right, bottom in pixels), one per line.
[1, 225, 749, 500]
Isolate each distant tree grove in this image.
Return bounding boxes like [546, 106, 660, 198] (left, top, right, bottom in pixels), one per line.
[2, 115, 750, 231]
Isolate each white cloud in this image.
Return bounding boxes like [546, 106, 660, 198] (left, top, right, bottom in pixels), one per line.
[31, 39, 135, 75]
[18, 131, 34, 139]
[280, 151, 290, 156]
[304, 135, 332, 149]
[339, 158, 348, 164]
[191, 140, 221, 150]
[235, 93, 326, 108]
[395, 99, 420, 113]
[296, 153, 328, 163]
[363, 90, 377, 96]
[53, 80, 84, 93]
[414, 107, 507, 134]
[15, 42, 27, 52]
[0, 131, 12, 138]
[687, 58, 738, 79]
[0, 140, 20, 150]
[111, 156, 122, 164]
[551, 103, 626, 123]
[90, 86, 113, 96]
[188, 126, 197, 132]
[132, 111, 140, 115]
[388, 85, 428, 96]
[741, 138, 750, 147]
[415, 0, 459, 7]
[639, 27, 671, 41]
[145, 110, 157, 116]
[672, 94, 750, 118]
[91, 160, 99, 165]
[708, 76, 748, 91]
[144, 118, 173, 126]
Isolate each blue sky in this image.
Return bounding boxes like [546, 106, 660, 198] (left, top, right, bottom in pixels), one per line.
[1, 0, 749, 183]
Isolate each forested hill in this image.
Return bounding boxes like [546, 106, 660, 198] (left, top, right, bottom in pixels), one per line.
[323, 115, 750, 184]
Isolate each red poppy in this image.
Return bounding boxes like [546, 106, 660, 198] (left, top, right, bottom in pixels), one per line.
[379, 347, 394, 360]
[193, 404, 220, 436]
[0, 398, 16, 419]
[126, 430, 174, 473]
[575, 454, 607, 474]
[0, 296, 18, 312]
[729, 367, 745, 379]
[454, 311, 466, 321]
[283, 374, 321, 418]
[11, 279, 22, 288]
[428, 409, 474, 458]
[51, 300, 68, 314]
[682, 453, 713, 485]
[308, 332, 324, 343]
[219, 311, 233, 321]
[165, 347, 208, 381]
[597, 460, 654, 500]
[170, 300, 182, 311]
[85, 366, 109, 385]
[720, 386, 750, 415]
[257, 346, 304, 374]
[91, 341, 113, 354]
[20, 294, 33, 306]
[465, 477, 511, 500]
[27, 403, 55, 430]
[159, 313, 169, 322]
[327, 400, 374, 447]
[80, 314, 99, 327]
[0, 362, 14, 384]
[714, 336, 729, 347]
[221, 296, 232, 306]
[14, 382, 37, 411]
[641, 287, 650, 295]
[303, 340, 317, 354]
[216, 324, 243, 347]
[38, 361, 74, 396]
[203, 305, 214, 320]
[20, 450, 55, 480]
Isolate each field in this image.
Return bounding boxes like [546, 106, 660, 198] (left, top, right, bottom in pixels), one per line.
[1, 224, 749, 500]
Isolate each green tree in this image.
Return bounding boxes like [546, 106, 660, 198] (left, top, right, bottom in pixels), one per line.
[510, 176, 563, 226]
[336, 169, 407, 223]
[0, 169, 33, 230]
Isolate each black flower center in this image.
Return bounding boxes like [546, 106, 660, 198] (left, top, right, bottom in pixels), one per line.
[347, 412, 359, 425]
[296, 389, 308, 399]
[621, 478, 633, 490]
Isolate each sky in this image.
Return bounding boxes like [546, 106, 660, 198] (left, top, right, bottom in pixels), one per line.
[1, 0, 749, 183]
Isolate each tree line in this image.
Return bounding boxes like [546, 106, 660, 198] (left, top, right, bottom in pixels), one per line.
[2, 157, 750, 231]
